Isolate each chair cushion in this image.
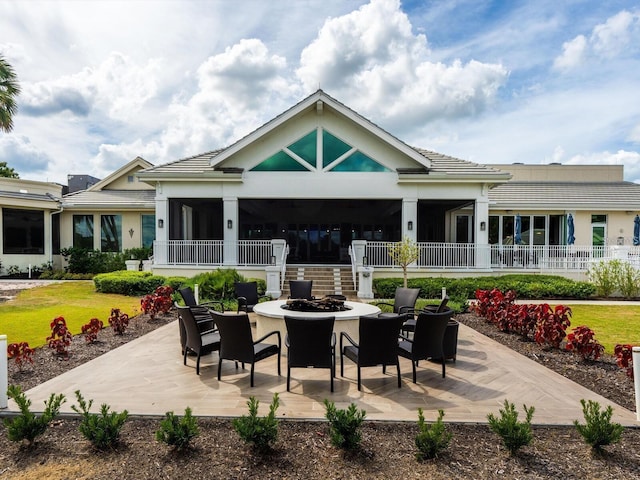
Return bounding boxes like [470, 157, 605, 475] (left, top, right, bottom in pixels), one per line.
[343, 345, 359, 364]
[397, 339, 413, 359]
[253, 342, 279, 362]
[202, 332, 221, 353]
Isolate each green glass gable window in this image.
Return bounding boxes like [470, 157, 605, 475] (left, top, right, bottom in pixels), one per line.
[287, 130, 316, 167]
[330, 151, 391, 172]
[250, 151, 310, 171]
[251, 128, 390, 172]
[323, 130, 352, 168]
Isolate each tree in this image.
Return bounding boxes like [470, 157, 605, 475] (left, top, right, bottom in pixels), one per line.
[0, 161, 19, 178]
[0, 54, 21, 133]
[386, 236, 419, 287]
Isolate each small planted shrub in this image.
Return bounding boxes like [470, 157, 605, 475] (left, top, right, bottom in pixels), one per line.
[81, 318, 104, 344]
[565, 326, 605, 361]
[140, 285, 174, 320]
[156, 407, 200, 450]
[323, 399, 367, 450]
[3, 385, 66, 446]
[233, 393, 280, 452]
[487, 399, 535, 455]
[534, 304, 572, 349]
[108, 308, 130, 335]
[7, 342, 35, 371]
[47, 316, 73, 358]
[72, 390, 129, 450]
[587, 259, 621, 297]
[574, 399, 623, 452]
[614, 344, 634, 378]
[415, 408, 452, 460]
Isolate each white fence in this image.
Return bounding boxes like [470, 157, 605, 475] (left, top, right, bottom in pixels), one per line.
[154, 240, 274, 266]
[366, 242, 640, 271]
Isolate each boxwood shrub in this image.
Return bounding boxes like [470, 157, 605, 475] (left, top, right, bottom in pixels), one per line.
[373, 274, 595, 302]
[93, 271, 167, 296]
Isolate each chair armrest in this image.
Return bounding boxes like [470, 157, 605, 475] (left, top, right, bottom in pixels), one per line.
[331, 331, 336, 348]
[373, 301, 394, 308]
[339, 331, 358, 352]
[201, 300, 224, 312]
[398, 305, 416, 314]
[254, 330, 281, 348]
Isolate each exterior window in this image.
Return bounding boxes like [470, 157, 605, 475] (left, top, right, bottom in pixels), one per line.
[502, 216, 515, 244]
[2, 208, 44, 254]
[251, 151, 309, 171]
[488, 216, 499, 244]
[329, 151, 391, 172]
[141, 214, 155, 249]
[101, 215, 122, 252]
[591, 214, 607, 250]
[73, 215, 94, 249]
[52, 214, 60, 254]
[287, 131, 317, 166]
[323, 130, 352, 167]
[127, 175, 134, 183]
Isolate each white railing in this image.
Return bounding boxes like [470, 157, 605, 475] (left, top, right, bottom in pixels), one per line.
[365, 241, 640, 271]
[348, 244, 357, 290]
[154, 240, 273, 266]
[280, 244, 289, 290]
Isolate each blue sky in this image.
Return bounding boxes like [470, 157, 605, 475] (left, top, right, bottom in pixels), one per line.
[1, 0, 639, 184]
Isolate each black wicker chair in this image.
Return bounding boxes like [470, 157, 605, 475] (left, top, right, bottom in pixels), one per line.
[401, 295, 449, 335]
[210, 311, 281, 387]
[284, 315, 335, 392]
[288, 280, 314, 300]
[176, 305, 220, 375]
[340, 313, 406, 391]
[398, 309, 453, 382]
[375, 287, 420, 317]
[234, 281, 270, 313]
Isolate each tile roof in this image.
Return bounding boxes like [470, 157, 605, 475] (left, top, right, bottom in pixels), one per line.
[0, 190, 59, 203]
[61, 190, 156, 209]
[489, 181, 640, 210]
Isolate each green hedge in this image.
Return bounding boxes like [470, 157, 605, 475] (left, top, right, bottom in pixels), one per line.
[373, 274, 595, 301]
[93, 271, 168, 296]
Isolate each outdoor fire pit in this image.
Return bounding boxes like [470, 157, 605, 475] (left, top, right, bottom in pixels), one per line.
[281, 297, 352, 312]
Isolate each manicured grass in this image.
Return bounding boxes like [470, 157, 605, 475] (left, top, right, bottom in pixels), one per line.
[565, 304, 640, 354]
[0, 281, 142, 348]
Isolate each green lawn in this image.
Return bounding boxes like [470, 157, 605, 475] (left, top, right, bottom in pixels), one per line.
[564, 304, 640, 354]
[0, 281, 142, 348]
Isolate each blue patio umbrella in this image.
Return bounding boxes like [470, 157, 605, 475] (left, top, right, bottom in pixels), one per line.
[514, 214, 522, 245]
[634, 215, 640, 246]
[567, 214, 575, 245]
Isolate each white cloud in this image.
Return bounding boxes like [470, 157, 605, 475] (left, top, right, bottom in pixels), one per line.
[297, 0, 508, 129]
[554, 9, 640, 71]
[0, 135, 52, 176]
[553, 35, 587, 70]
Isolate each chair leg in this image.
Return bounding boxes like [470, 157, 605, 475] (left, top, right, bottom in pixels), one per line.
[287, 366, 291, 392]
[441, 358, 446, 378]
[196, 353, 201, 375]
[357, 366, 361, 391]
[412, 361, 417, 384]
[250, 363, 255, 387]
[277, 350, 281, 376]
[340, 352, 344, 377]
[218, 359, 223, 380]
[183, 348, 188, 366]
[396, 361, 401, 388]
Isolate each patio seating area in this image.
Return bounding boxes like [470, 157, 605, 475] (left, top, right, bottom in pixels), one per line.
[14, 308, 638, 427]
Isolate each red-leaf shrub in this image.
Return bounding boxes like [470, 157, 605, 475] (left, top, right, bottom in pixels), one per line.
[565, 325, 605, 361]
[47, 316, 73, 358]
[473, 288, 517, 326]
[533, 304, 572, 349]
[510, 304, 539, 340]
[7, 342, 34, 370]
[81, 318, 104, 344]
[108, 308, 130, 335]
[614, 344, 634, 378]
[140, 285, 174, 320]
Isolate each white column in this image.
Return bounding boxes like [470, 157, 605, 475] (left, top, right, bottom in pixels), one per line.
[357, 266, 374, 299]
[265, 266, 282, 299]
[402, 198, 418, 242]
[475, 191, 490, 269]
[154, 198, 169, 264]
[0, 335, 7, 409]
[223, 197, 238, 265]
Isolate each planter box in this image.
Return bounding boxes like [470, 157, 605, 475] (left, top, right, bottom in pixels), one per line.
[443, 320, 459, 362]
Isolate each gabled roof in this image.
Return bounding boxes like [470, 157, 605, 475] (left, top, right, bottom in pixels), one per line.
[61, 189, 156, 210]
[88, 156, 154, 191]
[209, 89, 431, 170]
[489, 181, 640, 211]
